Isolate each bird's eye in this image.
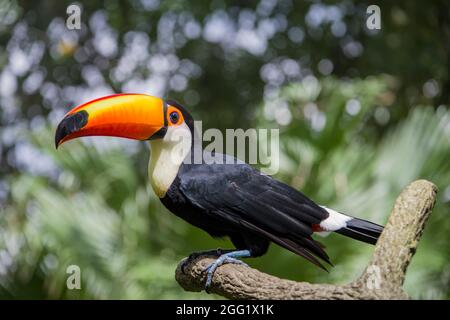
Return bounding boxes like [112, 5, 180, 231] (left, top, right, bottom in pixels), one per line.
[169, 111, 179, 124]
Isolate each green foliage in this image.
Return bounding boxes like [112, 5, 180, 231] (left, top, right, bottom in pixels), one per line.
[1, 1, 449, 300]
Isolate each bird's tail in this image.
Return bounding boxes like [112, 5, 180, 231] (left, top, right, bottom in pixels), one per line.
[318, 206, 383, 245]
[334, 217, 383, 245]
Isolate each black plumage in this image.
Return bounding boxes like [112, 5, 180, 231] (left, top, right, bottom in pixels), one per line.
[161, 152, 332, 269]
[158, 101, 383, 271]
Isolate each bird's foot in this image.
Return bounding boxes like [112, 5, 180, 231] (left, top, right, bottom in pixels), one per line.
[181, 248, 233, 274]
[202, 250, 251, 292]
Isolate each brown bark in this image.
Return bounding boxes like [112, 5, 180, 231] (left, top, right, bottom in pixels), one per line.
[175, 180, 437, 299]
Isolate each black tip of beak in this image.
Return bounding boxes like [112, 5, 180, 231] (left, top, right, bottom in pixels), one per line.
[55, 110, 89, 149]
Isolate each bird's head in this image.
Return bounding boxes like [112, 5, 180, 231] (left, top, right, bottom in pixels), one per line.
[55, 94, 194, 148]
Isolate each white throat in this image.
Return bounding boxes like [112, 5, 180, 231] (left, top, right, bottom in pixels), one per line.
[148, 123, 192, 198]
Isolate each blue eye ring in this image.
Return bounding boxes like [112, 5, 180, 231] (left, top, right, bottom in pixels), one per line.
[169, 111, 179, 124]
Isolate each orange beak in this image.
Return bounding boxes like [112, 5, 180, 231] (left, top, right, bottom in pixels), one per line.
[55, 94, 167, 148]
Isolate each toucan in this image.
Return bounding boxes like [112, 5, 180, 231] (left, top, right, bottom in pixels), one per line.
[55, 94, 383, 290]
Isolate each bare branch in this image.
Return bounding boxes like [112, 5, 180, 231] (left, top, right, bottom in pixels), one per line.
[175, 180, 437, 299]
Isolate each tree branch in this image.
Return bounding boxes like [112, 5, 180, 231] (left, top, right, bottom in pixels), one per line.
[175, 180, 437, 299]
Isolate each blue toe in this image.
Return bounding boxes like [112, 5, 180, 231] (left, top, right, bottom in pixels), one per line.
[203, 250, 251, 291]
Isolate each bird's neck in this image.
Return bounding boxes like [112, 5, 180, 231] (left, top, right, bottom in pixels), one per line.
[148, 123, 195, 198]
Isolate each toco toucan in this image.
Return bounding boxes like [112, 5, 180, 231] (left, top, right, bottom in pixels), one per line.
[55, 94, 383, 290]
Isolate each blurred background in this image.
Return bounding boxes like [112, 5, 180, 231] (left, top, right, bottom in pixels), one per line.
[0, 0, 449, 299]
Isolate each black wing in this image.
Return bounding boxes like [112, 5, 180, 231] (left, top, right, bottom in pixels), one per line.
[178, 156, 332, 269]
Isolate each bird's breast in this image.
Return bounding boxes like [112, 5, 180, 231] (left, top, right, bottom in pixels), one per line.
[148, 139, 187, 198]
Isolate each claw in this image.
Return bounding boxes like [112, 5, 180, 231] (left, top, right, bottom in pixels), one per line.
[181, 252, 201, 274]
[180, 258, 191, 274]
[181, 249, 231, 274]
[202, 250, 251, 292]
